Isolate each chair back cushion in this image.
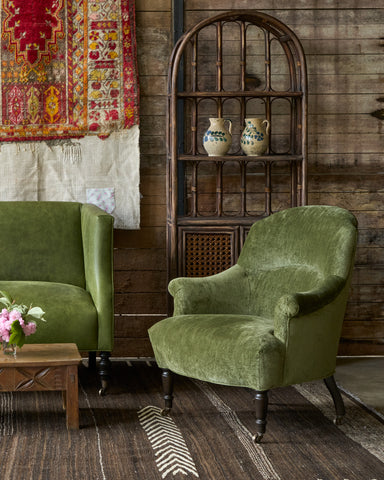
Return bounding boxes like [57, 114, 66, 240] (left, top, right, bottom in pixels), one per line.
[0, 202, 85, 287]
[239, 205, 357, 278]
[237, 205, 357, 317]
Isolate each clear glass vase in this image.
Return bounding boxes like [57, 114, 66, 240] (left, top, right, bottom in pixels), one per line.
[2, 341, 17, 358]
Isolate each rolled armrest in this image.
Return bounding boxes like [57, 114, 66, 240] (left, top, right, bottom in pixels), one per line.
[169, 264, 249, 315]
[81, 204, 114, 351]
[274, 275, 345, 340]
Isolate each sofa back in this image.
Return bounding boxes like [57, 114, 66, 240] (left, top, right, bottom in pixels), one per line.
[0, 202, 85, 287]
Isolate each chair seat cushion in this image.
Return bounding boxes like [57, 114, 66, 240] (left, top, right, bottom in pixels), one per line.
[149, 314, 285, 391]
[0, 281, 98, 351]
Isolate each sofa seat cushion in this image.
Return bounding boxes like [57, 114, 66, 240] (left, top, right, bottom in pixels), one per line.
[0, 281, 98, 351]
[149, 314, 285, 391]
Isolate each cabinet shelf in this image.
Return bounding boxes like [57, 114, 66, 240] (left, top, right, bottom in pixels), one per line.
[177, 154, 303, 162]
[176, 91, 303, 98]
[167, 10, 308, 293]
[176, 215, 268, 226]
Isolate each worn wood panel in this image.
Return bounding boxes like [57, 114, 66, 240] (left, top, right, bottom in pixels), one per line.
[308, 75, 384, 94]
[140, 77, 167, 97]
[185, 0, 384, 9]
[355, 248, 384, 266]
[140, 96, 167, 116]
[135, 11, 172, 28]
[341, 321, 384, 340]
[345, 302, 384, 321]
[197, 39, 384, 56]
[349, 285, 384, 304]
[115, 315, 167, 337]
[309, 153, 384, 171]
[182, 95, 382, 116]
[185, 9, 384, 28]
[191, 115, 382, 143]
[136, 0, 171, 10]
[113, 338, 154, 357]
[195, 54, 384, 76]
[115, 293, 167, 315]
[114, 248, 166, 270]
[181, 2, 384, 356]
[182, 73, 384, 95]
[186, 173, 384, 195]
[338, 342, 384, 356]
[110, 0, 171, 356]
[114, 271, 166, 294]
[113, 1, 384, 357]
[352, 265, 384, 285]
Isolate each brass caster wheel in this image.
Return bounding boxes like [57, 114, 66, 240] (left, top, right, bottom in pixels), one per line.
[98, 378, 109, 396]
[252, 433, 264, 443]
[333, 415, 344, 425]
[161, 408, 171, 416]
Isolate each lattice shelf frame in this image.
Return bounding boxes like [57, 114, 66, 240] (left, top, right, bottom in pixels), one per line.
[167, 10, 308, 311]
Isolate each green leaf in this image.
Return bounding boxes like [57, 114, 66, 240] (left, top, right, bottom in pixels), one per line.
[13, 304, 28, 316]
[27, 307, 46, 322]
[9, 320, 26, 348]
[0, 290, 13, 308]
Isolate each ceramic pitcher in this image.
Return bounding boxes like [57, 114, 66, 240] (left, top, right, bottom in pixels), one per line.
[240, 118, 270, 156]
[203, 118, 232, 156]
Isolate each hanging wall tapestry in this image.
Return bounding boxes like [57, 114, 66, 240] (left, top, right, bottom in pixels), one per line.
[0, 0, 140, 229]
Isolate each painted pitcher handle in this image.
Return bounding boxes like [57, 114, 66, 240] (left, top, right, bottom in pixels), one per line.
[225, 119, 232, 135]
[263, 119, 270, 135]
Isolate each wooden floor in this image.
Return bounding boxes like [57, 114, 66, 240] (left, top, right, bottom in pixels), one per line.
[335, 356, 384, 415]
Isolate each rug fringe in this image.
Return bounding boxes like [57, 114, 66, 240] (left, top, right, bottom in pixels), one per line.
[62, 142, 82, 163]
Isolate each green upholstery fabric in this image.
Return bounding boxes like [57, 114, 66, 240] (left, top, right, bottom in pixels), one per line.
[149, 205, 358, 391]
[0, 201, 114, 352]
[0, 281, 98, 350]
[0, 201, 85, 286]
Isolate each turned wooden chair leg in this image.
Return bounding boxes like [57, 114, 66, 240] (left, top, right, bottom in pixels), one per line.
[161, 369, 174, 416]
[98, 351, 112, 396]
[324, 375, 345, 425]
[253, 390, 269, 443]
[88, 351, 97, 370]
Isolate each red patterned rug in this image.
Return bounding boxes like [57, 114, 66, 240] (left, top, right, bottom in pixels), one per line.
[0, 0, 138, 141]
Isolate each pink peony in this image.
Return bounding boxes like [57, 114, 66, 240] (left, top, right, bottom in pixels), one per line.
[0, 330, 10, 342]
[0, 292, 45, 347]
[22, 322, 37, 336]
[0, 312, 12, 342]
[9, 309, 24, 325]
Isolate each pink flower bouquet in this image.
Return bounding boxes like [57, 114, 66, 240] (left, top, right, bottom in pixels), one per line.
[0, 291, 46, 349]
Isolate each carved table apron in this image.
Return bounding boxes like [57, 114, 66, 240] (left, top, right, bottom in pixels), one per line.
[0, 343, 81, 429]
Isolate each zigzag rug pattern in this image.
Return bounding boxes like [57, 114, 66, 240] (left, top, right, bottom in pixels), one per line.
[138, 405, 199, 478]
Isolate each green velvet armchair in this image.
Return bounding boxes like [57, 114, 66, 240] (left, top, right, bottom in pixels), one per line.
[0, 201, 114, 393]
[149, 205, 358, 441]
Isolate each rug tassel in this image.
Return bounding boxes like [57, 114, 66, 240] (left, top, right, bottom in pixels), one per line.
[63, 142, 82, 163]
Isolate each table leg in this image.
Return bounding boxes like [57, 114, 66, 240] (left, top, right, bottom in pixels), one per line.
[65, 365, 79, 430]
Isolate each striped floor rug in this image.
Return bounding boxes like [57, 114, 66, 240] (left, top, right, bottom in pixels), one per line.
[0, 361, 383, 480]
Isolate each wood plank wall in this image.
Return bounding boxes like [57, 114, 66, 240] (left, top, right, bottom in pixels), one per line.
[112, 0, 171, 356]
[113, 0, 384, 357]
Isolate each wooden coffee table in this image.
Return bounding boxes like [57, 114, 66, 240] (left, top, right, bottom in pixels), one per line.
[0, 343, 81, 429]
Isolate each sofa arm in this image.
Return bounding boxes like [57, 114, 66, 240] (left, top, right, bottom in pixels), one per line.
[169, 264, 250, 316]
[273, 275, 345, 341]
[81, 204, 114, 351]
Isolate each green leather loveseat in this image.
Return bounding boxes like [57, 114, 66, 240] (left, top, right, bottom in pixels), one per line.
[0, 201, 114, 392]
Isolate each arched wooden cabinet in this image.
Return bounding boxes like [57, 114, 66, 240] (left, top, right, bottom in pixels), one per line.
[167, 10, 308, 306]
